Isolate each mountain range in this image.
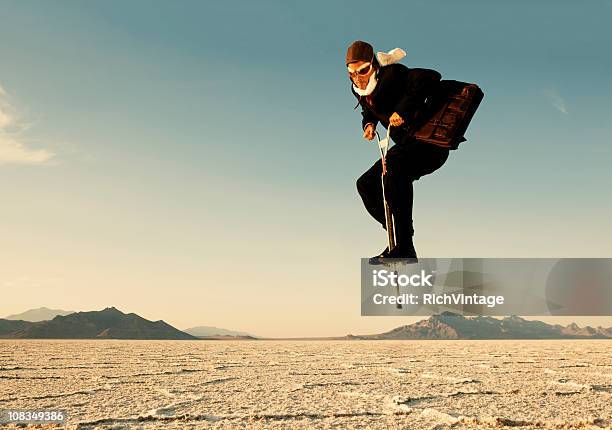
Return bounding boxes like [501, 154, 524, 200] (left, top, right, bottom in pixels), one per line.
[183, 326, 255, 338]
[2, 308, 611, 340]
[0, 307, 195, 340]
[4, 307, 75, 322]
[347, 312, 612, 340]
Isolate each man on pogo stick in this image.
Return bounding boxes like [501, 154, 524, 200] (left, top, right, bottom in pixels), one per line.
[347, 40, 450, 263]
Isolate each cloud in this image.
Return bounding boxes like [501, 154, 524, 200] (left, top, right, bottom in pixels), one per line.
[0, 135, 54, 165]
[0, 83, 55, 165]
[0, 109, 12, 128]
[543, 88, 568, 115]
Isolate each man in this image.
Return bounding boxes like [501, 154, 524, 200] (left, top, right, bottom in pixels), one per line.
[347, 40, 449, 261]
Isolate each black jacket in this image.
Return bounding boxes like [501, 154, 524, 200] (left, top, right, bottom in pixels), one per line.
[351, 63, 441, 144]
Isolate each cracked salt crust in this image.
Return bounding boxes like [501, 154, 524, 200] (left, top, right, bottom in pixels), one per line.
[0, 339, 610, 429]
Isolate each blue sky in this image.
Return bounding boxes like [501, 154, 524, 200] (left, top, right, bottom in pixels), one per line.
[1, 1, 611, 336]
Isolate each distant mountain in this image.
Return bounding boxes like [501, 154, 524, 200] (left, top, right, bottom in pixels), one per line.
[195, 334, 257, 340]
[183, 325, 255, 338]
[0, 319, 33, 337]
[0, 307, 196, 340]
[347, 312, 612, 340]
[5, 307, 75, 322]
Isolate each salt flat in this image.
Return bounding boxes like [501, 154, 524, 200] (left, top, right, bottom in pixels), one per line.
[1, 340, 611, 429]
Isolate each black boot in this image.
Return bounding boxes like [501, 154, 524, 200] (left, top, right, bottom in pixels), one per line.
[386, 240, 418, 261]
[368, 246, 391, 265]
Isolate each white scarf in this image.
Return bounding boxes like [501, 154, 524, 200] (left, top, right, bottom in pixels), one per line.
[352, 48, 407, 96]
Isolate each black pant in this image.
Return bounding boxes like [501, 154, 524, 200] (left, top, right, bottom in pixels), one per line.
[356, 139, 449, 246]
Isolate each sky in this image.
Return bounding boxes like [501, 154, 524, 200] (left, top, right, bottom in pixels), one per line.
[1, 0, 611, 337]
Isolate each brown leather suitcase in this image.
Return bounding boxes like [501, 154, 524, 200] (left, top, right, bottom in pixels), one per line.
[412, 80, 484, 150]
